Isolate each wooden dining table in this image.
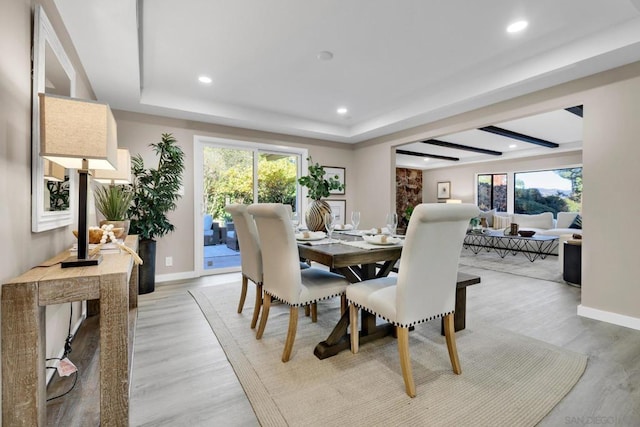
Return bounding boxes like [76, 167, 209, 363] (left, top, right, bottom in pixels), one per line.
[297, 232, 480, 359]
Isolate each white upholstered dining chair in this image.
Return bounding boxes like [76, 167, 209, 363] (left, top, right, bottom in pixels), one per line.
[225, 204, 264, 329]
[248, 203, 349, 362]
[347, 203, 479, 397]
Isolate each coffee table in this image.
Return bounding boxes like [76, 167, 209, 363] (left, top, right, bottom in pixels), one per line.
[464, 229, 558, 262]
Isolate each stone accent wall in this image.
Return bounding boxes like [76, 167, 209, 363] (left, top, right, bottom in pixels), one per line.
[396, 168, 423, 230]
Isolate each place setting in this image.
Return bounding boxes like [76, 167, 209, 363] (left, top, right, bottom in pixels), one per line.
[340, 212, 405, 250]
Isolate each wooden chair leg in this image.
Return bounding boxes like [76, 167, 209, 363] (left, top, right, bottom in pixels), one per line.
[310, 302, 317, 323]
[256, 293, 271, 340]
[340, 294, 347, 315]
[250, 283, 262, 329]
[397, 326, 416, 397]
[443, 313, 462, 374]
[349, 304, 359, 354]
[237, 275, 248, 313]
[304, 304, 310, 316]
[282, 306, 299, 362]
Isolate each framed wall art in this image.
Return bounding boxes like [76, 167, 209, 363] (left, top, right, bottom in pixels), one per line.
[437, 181, 451, 199]
[326, 199, 346, 225]
[324, 166, 345, 195]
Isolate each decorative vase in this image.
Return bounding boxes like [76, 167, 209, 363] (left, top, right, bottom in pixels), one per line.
[305, 199, 331, 232]
[99, 219, 130, 240]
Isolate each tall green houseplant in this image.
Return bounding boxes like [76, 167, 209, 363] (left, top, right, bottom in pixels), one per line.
[128, 133, 185, 293]
[298, 157, 344, 231]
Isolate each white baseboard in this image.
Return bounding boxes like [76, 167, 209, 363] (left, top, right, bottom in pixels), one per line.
[577, 304, 640, 331]
[156, 271, 198, 283]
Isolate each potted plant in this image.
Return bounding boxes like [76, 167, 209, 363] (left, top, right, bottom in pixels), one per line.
[298, 157, 344, 231]
[94, 184, 134, 239]
[128, 133, 185, 294]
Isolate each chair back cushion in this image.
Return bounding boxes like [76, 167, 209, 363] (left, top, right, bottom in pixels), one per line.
[396, 203, 479, 326]
[225, 204, 262, 283]
[204, 214, 213, 232]
[248, 203, 302, 304]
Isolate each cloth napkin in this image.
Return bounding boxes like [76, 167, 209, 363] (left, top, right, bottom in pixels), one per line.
[365, 227, 390, 235]
[341, 239, 404, 250]
[333, 224, 354, 231]
[295, 231, 326, 240]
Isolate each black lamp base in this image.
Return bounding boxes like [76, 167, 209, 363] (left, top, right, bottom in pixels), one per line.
[61, 254, 103, 268]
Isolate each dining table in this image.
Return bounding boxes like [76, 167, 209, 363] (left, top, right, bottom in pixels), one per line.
[297, 231, 481, 359]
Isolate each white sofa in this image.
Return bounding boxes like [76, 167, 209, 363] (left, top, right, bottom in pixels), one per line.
[490, 211, 582, 255]
[509, 212, 582, 238]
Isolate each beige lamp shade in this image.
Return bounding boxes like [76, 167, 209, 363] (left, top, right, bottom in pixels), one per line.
[93, 148, 132, 184]
[39, 93, 117, 171]
[43, 159, 65, 182]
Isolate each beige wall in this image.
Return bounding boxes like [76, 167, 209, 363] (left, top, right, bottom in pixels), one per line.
[421, 151, 583, 205]
[0, 0, 99, 408]
[113, 111, 355, 276]
[581, 76, 640, 320]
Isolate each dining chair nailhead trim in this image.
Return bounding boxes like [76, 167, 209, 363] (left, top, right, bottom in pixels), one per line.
[348, 300, 453, 328]
[265, 290, 346, 308]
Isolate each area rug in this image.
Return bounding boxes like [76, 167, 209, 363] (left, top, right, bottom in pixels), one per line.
[459, 247, 564, 283]
[190, 282, 586, 426]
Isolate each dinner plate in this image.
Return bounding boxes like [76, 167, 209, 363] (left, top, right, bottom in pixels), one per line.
[296, 232, 326, 241]
[362, 235, 402, 245]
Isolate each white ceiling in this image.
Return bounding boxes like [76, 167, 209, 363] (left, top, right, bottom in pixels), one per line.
[55, 0, 640, 165]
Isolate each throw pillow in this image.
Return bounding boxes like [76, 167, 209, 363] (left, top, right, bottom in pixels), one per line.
[569, 214, 582, 229]
[479, 209, 496, 227]
[493, 214, 512, 230]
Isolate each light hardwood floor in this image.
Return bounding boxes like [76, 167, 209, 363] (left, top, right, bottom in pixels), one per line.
[47, 265, 640, 426]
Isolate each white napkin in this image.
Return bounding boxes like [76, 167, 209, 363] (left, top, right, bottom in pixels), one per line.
[333, 224, 354, 231]
[341, 239, 403, 250]
[365, 227, 390, 235]
[362, 235, 402, 245]
[295, 231, 326, 240]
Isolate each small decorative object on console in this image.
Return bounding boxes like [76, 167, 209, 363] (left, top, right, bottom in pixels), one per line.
[518, 230, 536, 237]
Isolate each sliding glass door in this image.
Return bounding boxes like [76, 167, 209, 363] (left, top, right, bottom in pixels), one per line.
[194, 137, 307, 275]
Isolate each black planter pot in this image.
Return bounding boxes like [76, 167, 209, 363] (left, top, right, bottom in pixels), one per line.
[138, 239, 156, 294]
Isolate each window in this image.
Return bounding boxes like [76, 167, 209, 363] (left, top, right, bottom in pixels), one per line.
[477, 173, 507, 212]
[514, 167, 582, 216]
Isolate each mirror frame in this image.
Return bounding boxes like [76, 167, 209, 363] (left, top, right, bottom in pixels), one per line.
[32, 5, 77, 232]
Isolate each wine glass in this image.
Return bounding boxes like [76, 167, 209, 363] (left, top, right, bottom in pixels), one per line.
[324, 212, 336, 242]
[386, 212, 398, 236]
[351, 211, 360, 231]
[291, 211, 299, 232]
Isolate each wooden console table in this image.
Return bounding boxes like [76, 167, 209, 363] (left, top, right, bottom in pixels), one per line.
[1, 235, 138, 426]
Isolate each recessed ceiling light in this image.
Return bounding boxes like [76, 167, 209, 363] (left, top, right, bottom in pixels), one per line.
[509, 144, 517, 148]
[423, 158, 429, 162]
[507, 20, 528, 33]
[317, 51, 334, 61]
[337, 107, 348, 115]
[198, 75, 213, 84]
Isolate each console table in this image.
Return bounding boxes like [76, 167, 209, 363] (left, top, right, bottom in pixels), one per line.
[1, 235, 138, 426]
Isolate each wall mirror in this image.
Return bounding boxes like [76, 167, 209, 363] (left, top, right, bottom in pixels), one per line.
[32, 5, 77, 232]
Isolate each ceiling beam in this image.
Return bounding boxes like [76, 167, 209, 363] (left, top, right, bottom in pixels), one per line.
[565, 105, 584, 117]
[478, 125, 559, 148]
[396, 149, 459, 162]
[421, 139, 502, 156]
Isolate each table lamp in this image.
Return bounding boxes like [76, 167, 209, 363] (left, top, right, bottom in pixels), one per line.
[93, 148, 131, 185]
[43, 159, 65, 182]
[39, 93, 117, 268]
